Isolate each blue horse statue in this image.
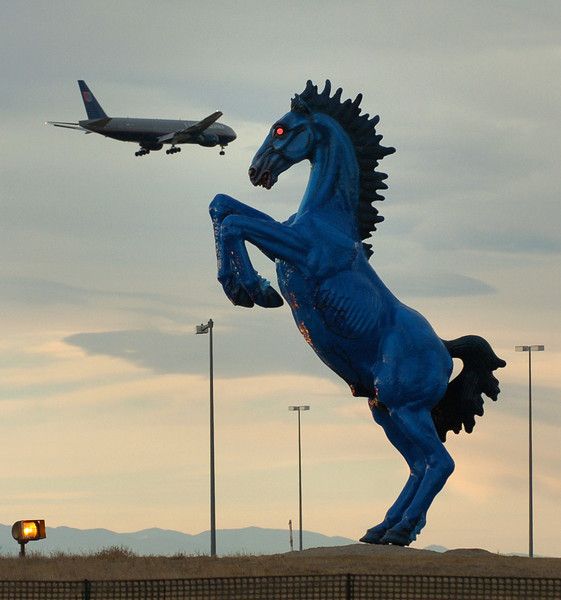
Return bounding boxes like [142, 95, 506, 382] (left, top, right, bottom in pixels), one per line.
[210, 81, 506, 546]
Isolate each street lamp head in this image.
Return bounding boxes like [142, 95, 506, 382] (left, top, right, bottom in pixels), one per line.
[515, 345, 545, 352]
[289, 405, 310, 411]
[195, 319, 213, 335]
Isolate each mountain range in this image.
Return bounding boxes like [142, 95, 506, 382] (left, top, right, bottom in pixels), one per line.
[0, 524, 356, 556]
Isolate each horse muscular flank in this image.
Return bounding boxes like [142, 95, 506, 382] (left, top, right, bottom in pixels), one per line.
[210, 80, 506, 546]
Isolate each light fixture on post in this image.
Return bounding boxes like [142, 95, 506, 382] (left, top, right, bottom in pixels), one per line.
[288, 405, 310, 551]
[515, 344, 545, 559]
[12, 520, 46, 557]
[196, 319, 216, 557]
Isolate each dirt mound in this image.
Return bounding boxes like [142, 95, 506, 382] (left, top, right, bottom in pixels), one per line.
[444, 548, 494, 557]
[298, 543, 430, 557]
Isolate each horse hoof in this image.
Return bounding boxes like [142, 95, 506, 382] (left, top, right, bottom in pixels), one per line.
[220, 276, 255, 308]
[359, 524, 389, 544]
[381, 525, 414, 546]
[229, 287, 255, 308]
[254, 286, 284, 308]
[359, 531, 387, 545]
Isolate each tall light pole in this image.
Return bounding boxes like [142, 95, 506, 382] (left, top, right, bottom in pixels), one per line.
[515, 344, 545, 559]
[196, 319, 216, 557]
[289, 405, 310, 551]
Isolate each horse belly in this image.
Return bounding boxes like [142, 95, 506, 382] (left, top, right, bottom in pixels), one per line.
[277, 264, 386, 392]
[313, 272, 386, 339]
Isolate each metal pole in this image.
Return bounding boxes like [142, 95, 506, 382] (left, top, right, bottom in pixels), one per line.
[289, 519, 294, 552]
[209, 319, 216, 558]
[289, 405, 309, 551]
[515, 344, 543, 558]
[528, 347, 533, 559]
[297, 408, 303, 551]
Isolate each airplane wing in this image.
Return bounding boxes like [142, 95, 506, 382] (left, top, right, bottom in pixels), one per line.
[46, 121, 91, 133]
[157, 111, 223, 144]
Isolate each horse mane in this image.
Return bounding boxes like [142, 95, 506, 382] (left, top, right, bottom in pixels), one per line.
[291, 80, 395, 258]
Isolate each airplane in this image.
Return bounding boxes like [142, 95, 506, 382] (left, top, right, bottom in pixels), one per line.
[47, 80, 237, 157]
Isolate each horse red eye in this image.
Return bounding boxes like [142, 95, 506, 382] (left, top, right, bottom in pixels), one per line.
[275, 127, 285, 137]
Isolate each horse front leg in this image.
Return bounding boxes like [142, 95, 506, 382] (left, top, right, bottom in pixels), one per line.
[219, 213, 307, 308]
[210, 194, 279, 307]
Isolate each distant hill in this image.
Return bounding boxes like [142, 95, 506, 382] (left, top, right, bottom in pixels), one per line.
[424, 544, 448, 553]
[0, 524, 355, 556]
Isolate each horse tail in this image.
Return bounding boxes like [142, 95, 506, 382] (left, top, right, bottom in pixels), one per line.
[432, 335, 506, 442]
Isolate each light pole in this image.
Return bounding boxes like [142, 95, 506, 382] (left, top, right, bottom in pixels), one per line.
[289, 405, 310, 551]
[515, 344, 545, 559]
[196, 319, 216, 557]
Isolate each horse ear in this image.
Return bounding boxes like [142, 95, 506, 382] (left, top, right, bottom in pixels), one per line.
[291, 94, 311, 115]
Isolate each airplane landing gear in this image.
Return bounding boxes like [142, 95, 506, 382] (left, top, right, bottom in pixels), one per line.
[135, 148, 150, 157]
[166, 146, 181, 155]
[219, 145, 226, 156]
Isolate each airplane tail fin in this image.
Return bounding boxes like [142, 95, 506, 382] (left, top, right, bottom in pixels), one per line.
[78, 80, 108, 120]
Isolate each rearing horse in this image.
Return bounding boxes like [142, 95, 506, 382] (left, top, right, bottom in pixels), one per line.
[210, 81, 505, 546]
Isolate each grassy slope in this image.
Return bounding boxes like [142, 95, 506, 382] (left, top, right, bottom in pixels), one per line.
[0, 545, 559, 580]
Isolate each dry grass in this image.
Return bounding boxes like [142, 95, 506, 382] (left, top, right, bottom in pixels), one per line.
[0, 545, 559, 581]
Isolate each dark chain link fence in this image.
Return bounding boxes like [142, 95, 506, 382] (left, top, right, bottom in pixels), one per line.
[0, 574, 559, 599]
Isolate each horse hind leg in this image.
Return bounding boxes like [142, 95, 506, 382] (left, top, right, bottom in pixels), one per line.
[381, 406, 455, 546]
[360, 404, 426, 544]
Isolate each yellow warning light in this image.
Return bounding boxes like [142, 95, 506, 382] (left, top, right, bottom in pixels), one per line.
[12, 520, 46, 556]
[22, 522, 38, 539]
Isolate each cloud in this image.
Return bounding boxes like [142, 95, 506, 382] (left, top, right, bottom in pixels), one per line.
[496, 380, 561, 428]
[416, 220, 561, 256]
[64, 330, 205, 375]
[63, 324, 324, 379]
[385, 271, 495, 297]
[465, 230, 561, 255]
[0, 276, 180, 306]
[0, 276, 205, 326]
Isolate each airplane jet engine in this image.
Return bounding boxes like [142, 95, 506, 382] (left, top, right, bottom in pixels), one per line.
[197, 134, 219, 147]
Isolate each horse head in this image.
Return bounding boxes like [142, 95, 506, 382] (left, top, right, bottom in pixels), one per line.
[249, 102, 315, 190]
[249, 81, 395, 258]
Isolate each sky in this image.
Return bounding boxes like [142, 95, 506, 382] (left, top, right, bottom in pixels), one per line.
[1, 1, 560, 556]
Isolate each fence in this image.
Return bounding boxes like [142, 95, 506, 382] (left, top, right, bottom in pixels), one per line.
[0, 574, 559, 599]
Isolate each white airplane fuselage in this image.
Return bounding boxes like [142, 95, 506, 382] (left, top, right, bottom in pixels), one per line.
[48, 80, 237, 156]
[80, 117, 237, 150]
